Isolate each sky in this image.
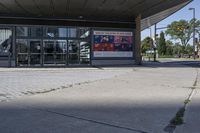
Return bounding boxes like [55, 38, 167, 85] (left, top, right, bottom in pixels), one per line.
[141, 0, 200, 42]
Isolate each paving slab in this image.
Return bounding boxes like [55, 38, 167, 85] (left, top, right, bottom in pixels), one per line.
[0, 68, 131, 102]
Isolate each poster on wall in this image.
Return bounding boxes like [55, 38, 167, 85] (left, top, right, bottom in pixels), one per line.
[93, 31, 133, 58]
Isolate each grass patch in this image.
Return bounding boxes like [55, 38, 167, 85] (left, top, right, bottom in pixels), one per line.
[170, 107, 185, 126]
[184, 99, 191, 105]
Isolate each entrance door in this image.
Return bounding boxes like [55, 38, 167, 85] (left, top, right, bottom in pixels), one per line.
[29, 40, 41, 66]
[43, 40, 67, 66]
[55, 40, 67, 65]
[17, 39, 42, 66]
[68, 40, 79, 65]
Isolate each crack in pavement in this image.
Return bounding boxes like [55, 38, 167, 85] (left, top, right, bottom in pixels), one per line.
[164, 68, 199, 133]
[20, 80, 98, 96]
[27, 106, 150, 133]
[0, 93, 12, 102]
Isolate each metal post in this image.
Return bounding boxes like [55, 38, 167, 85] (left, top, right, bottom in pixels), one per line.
[197, 33, 200, 58]
[193, 9, 196, 60]
[189, 8, 196, 60]
[8, 52, 11, 67]
[147, 27, 153, 61]
[135, 14, 142, 65]
[154, 24, 157, 62]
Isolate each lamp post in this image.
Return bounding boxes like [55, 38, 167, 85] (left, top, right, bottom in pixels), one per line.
[189, 8, 196, 60]
[154, 23, 157, 62]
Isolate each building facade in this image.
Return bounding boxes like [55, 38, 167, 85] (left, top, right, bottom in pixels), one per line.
[0, 0, 192, 67]
[0, 25, 135, 67]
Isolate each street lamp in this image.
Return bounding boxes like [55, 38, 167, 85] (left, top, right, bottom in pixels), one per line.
[154, 24, 157, 62]
[189, 8, 196, 59]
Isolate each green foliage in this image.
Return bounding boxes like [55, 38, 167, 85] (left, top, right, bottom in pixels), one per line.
[141, 37, 153, 54]
[142, 19, 200, 57]
[165, 40, 173, 55]
[165, 19, 200, 51]
[159, 55, 174, 58]
[158, 32, 166, 55]
[185, 45, 193, 55]
[172, 43, 183, 55]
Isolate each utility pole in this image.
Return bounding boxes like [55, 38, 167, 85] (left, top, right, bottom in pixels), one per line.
[154, 24, 157, 62]
[189, 8, 196, 60]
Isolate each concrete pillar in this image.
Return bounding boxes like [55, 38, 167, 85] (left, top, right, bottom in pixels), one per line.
[135, 14, 142, 65]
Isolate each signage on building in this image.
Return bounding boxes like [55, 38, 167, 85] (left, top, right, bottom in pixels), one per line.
[93, 31, 133, 58]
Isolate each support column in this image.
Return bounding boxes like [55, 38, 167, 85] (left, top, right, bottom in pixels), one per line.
[135, 14, 142, 65]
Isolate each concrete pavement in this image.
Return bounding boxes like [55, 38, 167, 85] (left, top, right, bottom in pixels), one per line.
[0, 63, 199, 133]
[175, 72, 200, 133]
[0, 68, 130, 102]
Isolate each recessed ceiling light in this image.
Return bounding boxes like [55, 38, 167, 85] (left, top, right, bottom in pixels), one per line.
[79, 16, 83, 19]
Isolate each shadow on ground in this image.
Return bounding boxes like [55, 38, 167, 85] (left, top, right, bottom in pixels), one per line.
[0, 103, 195, 133]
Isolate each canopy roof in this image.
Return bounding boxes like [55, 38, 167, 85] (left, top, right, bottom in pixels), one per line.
[0, 0, 192, 29]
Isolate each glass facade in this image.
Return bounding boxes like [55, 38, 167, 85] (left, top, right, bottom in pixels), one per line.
[16, 26, 91, 66]
[0, 28, 12, 56]
[16, 27, 28, 37]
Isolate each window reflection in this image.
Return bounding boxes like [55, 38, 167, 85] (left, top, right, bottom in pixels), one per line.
[80, 41, 90, 64]
[78, 28, 90, 39]
[56, 40, 67, 53]
[43, 41, 54, 53]
[30, 27, 42, 37]
[58, 28, 67, 37]
[16, 39, 28, 53]
[44, 27, 67, 38]
[0, 29, 12, 55]
[16, 27, 28, 37]
[68, 28, 77, 38]
[16, 26, 91, 66]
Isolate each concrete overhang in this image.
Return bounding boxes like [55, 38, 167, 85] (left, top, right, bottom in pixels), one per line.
[0, 0, 192, 29]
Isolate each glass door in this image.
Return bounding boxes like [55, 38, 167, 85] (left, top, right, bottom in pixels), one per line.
[55, 40, 67, 65]
[43, 40, 54, 65]
[17, 39, 29, 66]
[68, 40, 79, 64]
[29, 40, 41, 66]
[43, 40, 67, 66]
[17, 39, 42, 66]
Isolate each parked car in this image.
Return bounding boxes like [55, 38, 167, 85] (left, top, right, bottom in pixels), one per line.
[174, 54, 181, 58]
[182, 54, 190, 58]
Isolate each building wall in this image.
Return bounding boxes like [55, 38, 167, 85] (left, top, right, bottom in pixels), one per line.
[0, 23, 136, 67]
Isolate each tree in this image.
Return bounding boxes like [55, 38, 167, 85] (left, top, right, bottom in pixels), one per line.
[141, 37, 153, 54]
[172, 43, 183, 55]
[165, 19, 200, 53]
[165, 40, 173, 55]
[185, 45, 193, 55]
[158, 32, 166, 55]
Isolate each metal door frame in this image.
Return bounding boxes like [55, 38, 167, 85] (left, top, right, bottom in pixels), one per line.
[17, 39, 42, 66]
[43, 39, 67, 66]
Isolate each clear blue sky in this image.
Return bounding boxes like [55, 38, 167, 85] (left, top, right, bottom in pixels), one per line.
[141, 0, 200, 41]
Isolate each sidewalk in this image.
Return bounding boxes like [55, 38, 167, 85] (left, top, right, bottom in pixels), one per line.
[0, 67, 130, 102]
[0, 66, 198, 133]
[176, 80, 200, 133]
